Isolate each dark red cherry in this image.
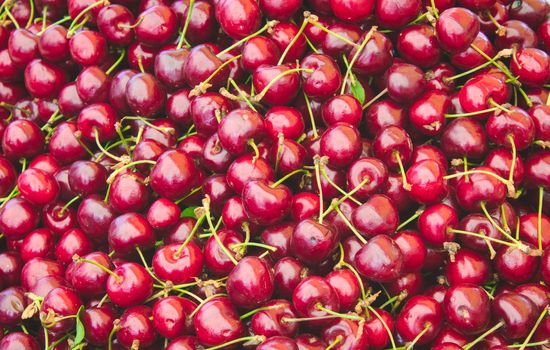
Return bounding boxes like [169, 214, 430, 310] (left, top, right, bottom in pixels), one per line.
[135, 5, 177, 47]
[450, 32, 494, 70]
[227, 256, 274, 309]
[484, 148, 525, 185]
[510, 48, 550, 88]
[321, 22, 361, 59]
[492, 292, 538, 340]
[352, 194, 398, 237]
[445, 249, 491, 286]
[292, 276, 340, 327]
[108, 212, 155, 255]
[97, 4, 135, 46]
[218, 108, 265, 155]
[38, 25, 69, 62]
[443, 284, 490, 334]
[77, 195, 115, 243]
[55, 228, 93, 266]
[386, 62, 426, 103]
[204, 229, 243, 276]
[0, 332, 39, 350]
[77, 103, 117, 142]
[241, 36, 280, 73]
[216, 0, 261, 39]
[372, 125, 413, 171]
[409, 90, 451, 136]
[17, 168, 59, 206]
[0, 156, 16, 196]
[24, 59, 66, 99]
[0, 198, 40, 240]
[364, 99, 406, 138]
[75, 66, 110, 103]
[330, 0, 374, 22]
[509, 0, 549, 28]
[364, 308, 395, 350]
[0, 252, 22, 287]
[325, 269, 361, 312]
[355, 234, 403, 282]
[0, 286, 26, 326]
[106, 262, 153, 308]
[396, 295, 443, 345]
[117, 305, 156, 348]
[440, 117, 488, 160]
[68, 160, 107, 196]
[69, 30, 107, 67]
[82, 305, 117, 346]
[125, 72, 166, 117]
[66, 251, 110, 297]
[268, 22, 306, 64]
[202, 133, 234, 173]
[226, 155, 274, 194]
[193, 296, 244, 347]
[242, 180, 292, 226]
[190, 92, 233, 136]
[273, 257, 307, 299]
[436, 7, 480, 53]
[40, 286, 82, 333]
[154, 48, 189, 90]
[152, 242, 203, 284]
[417, 203, 457, 247]
[495, 245, 539, 284]
[264, 106, 305, 142]
[8, 29, 39, 67]
[147, 198, 180, 231]
[321, 95, 361, 127]
[394, 230, 427, 272]
[108, 172, 150, 213]
[21, 257, 63, 290]
[252, 64, 301, 106]
[153, 296, 188, 339]
[455, 166, 507, 211]
[184, 44, 228, 90]
[406, 159, 448, 204]
[290, 219, 339, 266]
[486, 107, 535, 151]
[397, 24, 440, 68]
[150, 150, 197, 201]
[20, 228, 54, 262]
[348, 31, 393, 76]
[0, 120, 42, 160]
[251, 299, 298, 338]
[320, 123, 362, 169]
[300, 54, 342, 101]
[109, 69, 136, 114]
[457, 214, 501, 253]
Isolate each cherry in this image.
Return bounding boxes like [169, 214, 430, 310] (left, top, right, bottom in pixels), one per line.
[290, 219, 339, 266]
[396, 295, 443, 345]
[0, 332, 39, 350]
[348, 31, 393, 76]
[260, 223, 293, 260]
[352, 194, 399, 237]
[441, 117, 488, 160]
[216, 0, 261, 39]
[191, 92, 233, 136]
[154, 48, 189, 90]
[241, 36, 280, 73]
[273, 257, 307, 299]
[77, 103, 117, 142]
[38, 25, 70, 63]
[264, 106, 305, 142]
[355, 234, 403, 282]
[325, 0, 371, 22]
[204, 229, 243, 276]
[321, 95, 361, 127]
[301, 54, 342, 101]
[450, 32, 494, 70]
[445, 248, 492, 286]
[75, 66, 109, 103]
[193, 296, 244, 347]
[40, 286, 83, 333]
[251, 299, 298, 337]
[364, 99, 406, 138]
[458, 74, 509, 115]
[152, 296, 189, 339]
[82, 305, 117, 346]
[17, 168, 59, 206]
[218, 108, 265, 155]
[20, 228, 54, 262]
[443, 284, 490, 335]
[0, 156, 17, 196]
[252, 64, 301, 106]
[108, 212, 155, 255]
[125, 72, 166, 117]
[68, 160, 107, 196]
[417, 203, 458, 247]
[77, 195, 115, 243]
[184, 44, 229, 90]
[397, 24, 440, 68]
[2, 119, 44, 160]
[268, 22, 306, 64]
[66, 251, 110, 297]
[0, 252, 22, 288]
[150, 150, 197, 201]
[457, 214, 501, 253]
[436, 7, 480, 53]
[394, 230, 427, 272]
[292, 276, 340, 327]
[8, 29, 39, 67]
[484, 148, 525, 185]
[296, 334, 326, 350]
[106, 262, 153, 308]
[0, 286, 26, 326]
[495, 19, 538, 50]
[135, 5, 177, 47]
[152, 242, 203, 284]
[492, 292, 538, 340]
[226, 256, 274, 309]
[0, 197, 40, 241]
[455, 166, 507, 211]
[290, 193, 320, 222]
[166, 336, 200, 350]
[97, 4, 135, 46]
[321, 23, 361, 59]
[320, 123, 362, 169]
[117, 305, 157, 348]
[510, 48, 550, 88]
[202, 133, 234, 173]
[69, 30, 107, 67]
[509, 0, 549, 28]
[486, 107, 535, 151]
[242, 180, 292, 226]
[325, 269, 361, 312]
[495, 245, 539, 284]
[323, 318, 369, 349]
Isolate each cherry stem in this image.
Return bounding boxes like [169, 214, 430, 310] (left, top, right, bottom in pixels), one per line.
[106, 49, 126, 75]
[216, 20, 279, 57]
[175, 211, 206, 258]
[47, 333, 70, 350]
[277, 16, 308, 65]
[315, 303, 363, 321]
[239, 305, 282, 320]
[74, 255, 122, 283]
[3, 6, 20, 29]
[450, 228, 519, 248]
[41, 109, 63, 130]
[176, 0, 194, 49]
[107, 320, 120, 350]
[43, 327, 48, 350]
[231, 241, 276, 252]
[340, 26, 377, 95]
[507, 135, 517, 186]
[538, 187, 543, 251]
[25, 0, 34, 29]
[248, 139, 260, 161]
[444, 107, 499, 118]
[37, 15, 71, 36]
[463, 321, 504, 350]
[137, 56, 145, 73]
[325, 335, 343, 350]
[335, 243, 367, 300]
[204, 335, 266, 350]
[188, 293, 228, 319]
[479, 201, 517, 242]
[135, 246, 165, 286]
[226, 78, 257, 112]
[94, 129, 125, 163]
[319, 160, 362, 205]
[40, 5, 47, 32]
[366, 305, 397, 350]
[282, 314, 350, 323]
[190, 54, 242, 97]
[314, 157, 324, 223]
[396, 207, 424, 231]
[485, 10, 505, 34]
[58, 195, 81, 216]
[173, 288, 203, 303]
[320, 177, 371, 219]
[405, 324, 431, 350]
[518, 306, 549, 350]
[270, 168, 309, 188]
[274, 134, 284, 174]
[203, 196, 238, 265]
[445, 49, 510, 82]
[362, 88, 388, 110]
[174, 186, 203, 204]
[121, 116, 175, 134]
[443, 169, 511, 190]
[0, 102, 31, 116]
[117, 16, 143, 29]
[488, 98, 511, 113]
[106, 160, 156, 184]
[253, 67, 314, 102]
[67, 0, 107, 35]
[308, 20, 359, 48]
[394, 150, 411, 190]
[334, 205, 367, 244]
[302, 92, 318, 139]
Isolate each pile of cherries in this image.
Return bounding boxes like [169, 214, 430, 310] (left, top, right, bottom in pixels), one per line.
[0, 0, 550, 348]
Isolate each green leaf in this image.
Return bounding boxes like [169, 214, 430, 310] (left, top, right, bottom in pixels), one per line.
[73, 306, 85, 346]
[350, 79, 366, 105]
[181, 206, 198, 218]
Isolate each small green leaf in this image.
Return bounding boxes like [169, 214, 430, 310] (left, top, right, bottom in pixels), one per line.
[181, 206, 199, 218]
[73, 305, 85, 345]
[350, 79, 366, 105]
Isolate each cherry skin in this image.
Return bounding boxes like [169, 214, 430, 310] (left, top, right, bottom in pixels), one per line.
[184, 44, 228, 90]
[77, 103, 117, 142]
[218, 108, 265, 155]
[394, 230, 427, 272]
[352, 194, 399, 237]
[150, 150, 197, 201]
[376, 0, 420, 29]
[386, 62, 426, 103]
[443, 284, 490, 335]
[364, 99, 406, 138]
[68, 160, 107, 196]
[355, 234, 403, 282]
[330, 0, 374, 22]
[406, 159, 448, 204]
[322, 23, 361, 59]
[273, 257, 307, 299]
[66, 251, 111, 297]
[492, 292, 538, 340]
[264, 106, 305, 142]
[320, 123, 362, 169]
[436, 7, 480, 53]
[152, 296, 189, 339]
[484, 148, 525, 185]
[348, 31, 393, 76]
[445, 248, 492, 286]
[40, 286, 83, 333]
[108, 212, 155, 255]
[106, 262, 153, 308]
[152, 242, 203, 284]
[409, 90, 451, 136]
[20, 228, 54, 262]
[226, 256, 274, 309]
[292, 276, 340, 327]
[300, 54, 342, 101]
[417, 203, 458, 247]
[2, 119, 45, 160]
[21, 257, 63, 290]
[253, 64, 301, 106]
[17, 168, 59, 207]
[290, 219, 339, 266]
[325, 269, 361, 312]
[323, 318, 369, 350]
[135, 5, 177, 47]
[251, 299, 298, 338]
[396, 295, 443, 345]
[241, 36, 280, 73]
[494, 245, 539, 284]
[515, 283, 550, 312]
[0, 198, 40, 240]
[117, 305, 156, 348]
[268, 22, 307, 64]
[486, 107, 535, 151]
[77, 195, 115, 243]
[68, 30, 107, 67]
[204, 229, 243, 276]
[82, 305, 117, 346]
[191, 92, 233, 136]
[215, 0, 261, 39]
[397, 24, 440, 68]
[55, 228, 94, 267]
[441, 117, 488, 161]
[0, 286, 26, 326]
[0, 332, 39, 350]
[372, 125, 413, 171]
[321, 94, 361, 127]
[242, 180, 292, 226]
[457, 214, 501, 252]
[38, 25, 70, 63]
[458, 73, 509, 115]
[125, 72, 166, 117]
[193, 296, 244, 347]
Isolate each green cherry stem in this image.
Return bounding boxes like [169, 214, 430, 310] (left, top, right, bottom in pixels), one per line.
[538, 186, 544, 251]
[340, 26, 377, 95]
[175, 210, 206, 258]
[270, 168, 309, 188]
[517, 306, 549, 350]
[405, 324, 431, 350]
[176, 0, 195, 49]
[463, 322, 505, 350]
[277, 15, 309, 65]
[302, 92, 318, 139]
[203, 196, 238, 265]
